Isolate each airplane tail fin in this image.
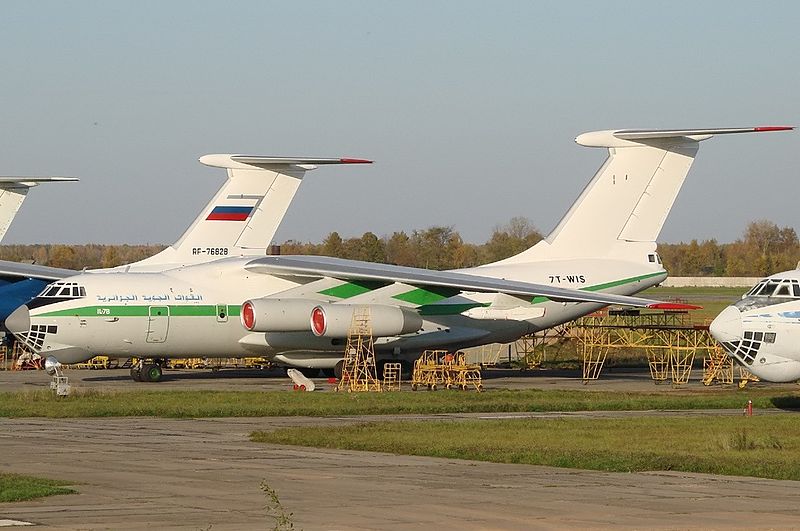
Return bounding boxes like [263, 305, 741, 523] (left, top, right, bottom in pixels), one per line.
[132, 155, 371, 268]
[0, 177, 78, 243]
[496, 126, 792, 264]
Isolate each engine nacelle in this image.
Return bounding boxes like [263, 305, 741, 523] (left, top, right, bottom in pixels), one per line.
[311, 304, 423, 338]
[241, 298, 321, 332]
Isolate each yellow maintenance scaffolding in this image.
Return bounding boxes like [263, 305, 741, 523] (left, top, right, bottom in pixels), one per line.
[0, 342, 41, 371]
[336, 307, 382, 392]
[572, 308, 732, 386]
[410, 350, 482, 391]
[514, 323, 573, 370]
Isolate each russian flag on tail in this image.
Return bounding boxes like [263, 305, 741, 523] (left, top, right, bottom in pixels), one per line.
[206, 206, 254, 221]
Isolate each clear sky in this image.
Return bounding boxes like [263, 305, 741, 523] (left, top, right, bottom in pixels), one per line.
[1, 1, 797, 246]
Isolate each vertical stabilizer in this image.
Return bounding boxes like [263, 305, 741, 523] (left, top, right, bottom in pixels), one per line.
[131, 155, 371, 268]
[0, 177, 78, 243]
[496, 127, 792, 264]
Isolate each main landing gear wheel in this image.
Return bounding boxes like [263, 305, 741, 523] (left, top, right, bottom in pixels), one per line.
[140, 363, 163, 383]
[334, 360, 345, 381]
[130, 365, 142, 382]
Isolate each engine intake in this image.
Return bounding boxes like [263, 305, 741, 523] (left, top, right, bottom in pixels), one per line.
[241, 298, 321, 332]
[310, 303, 422, 338]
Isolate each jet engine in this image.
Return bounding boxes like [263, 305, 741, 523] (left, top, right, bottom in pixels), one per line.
[310, 303, 422, 338]
[241, 298, 321, 332]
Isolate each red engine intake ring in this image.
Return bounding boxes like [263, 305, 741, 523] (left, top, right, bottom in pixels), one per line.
[310, 306, 326, 336]
[241, 301, 255, 331]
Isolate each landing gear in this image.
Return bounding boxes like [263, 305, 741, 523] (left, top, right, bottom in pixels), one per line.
[130, 359, 164, 382]
[140, 363, 163, 382]
[334, 360, 344, 381]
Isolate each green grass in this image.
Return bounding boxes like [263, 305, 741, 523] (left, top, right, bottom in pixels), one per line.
[251, 415, 800, 481]
[0, 473, 75, 502]
[0, 388, 798, 418]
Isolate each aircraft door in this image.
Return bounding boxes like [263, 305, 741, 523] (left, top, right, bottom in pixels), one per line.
[146, 306, 170, 343]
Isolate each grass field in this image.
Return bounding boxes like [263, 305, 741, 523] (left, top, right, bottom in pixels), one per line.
[0, 388, 797, 418]
[0, 473, 74, 502]
[252, 415, 800, 481]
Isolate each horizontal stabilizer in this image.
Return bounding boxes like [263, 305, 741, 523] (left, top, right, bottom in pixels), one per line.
[199, 155, 372, 171]
[615, 126, 793, 140]
[246, 255, 689, 309]
[576, 126, 793, 147]
[0, 176, 78, 186]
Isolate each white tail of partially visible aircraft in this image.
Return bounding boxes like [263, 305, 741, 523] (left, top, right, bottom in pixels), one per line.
[0, 177, 78, 243]
[495, 127, 793, 264]
[131, 155, 371, 268]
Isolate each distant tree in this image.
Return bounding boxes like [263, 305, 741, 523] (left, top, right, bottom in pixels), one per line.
[48, 245, 78, 269]
[483, 216, 543, 262]
[385, 231, 415, 266]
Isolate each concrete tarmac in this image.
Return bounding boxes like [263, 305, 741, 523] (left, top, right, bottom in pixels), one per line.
[1, 368, 799, 529]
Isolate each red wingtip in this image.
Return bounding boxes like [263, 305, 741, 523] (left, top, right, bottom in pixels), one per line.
[339, 158, 373, 164]
[647, 302, 703, 311]
[753, 126, 794, 132]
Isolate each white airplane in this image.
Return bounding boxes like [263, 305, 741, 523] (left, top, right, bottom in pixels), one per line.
[710, 270, 800, 382]
[5, 126, 791, 383]
[0, 176, 79, 321]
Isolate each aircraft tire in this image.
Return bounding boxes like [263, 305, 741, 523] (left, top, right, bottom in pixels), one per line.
[130, 366, 142, 382]
[141, 363, 163, 383]
[334, 360, 344, 380]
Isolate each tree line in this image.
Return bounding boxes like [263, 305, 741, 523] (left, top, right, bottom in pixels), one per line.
[0, 218, 796, 277]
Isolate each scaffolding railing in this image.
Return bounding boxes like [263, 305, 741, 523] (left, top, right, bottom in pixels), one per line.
[573, 309, 725, 385]
[336, 307, 382, 392]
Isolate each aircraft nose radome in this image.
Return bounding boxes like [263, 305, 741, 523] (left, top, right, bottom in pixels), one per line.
[5, 305, 30, 335]
[709, 306, 743, 343]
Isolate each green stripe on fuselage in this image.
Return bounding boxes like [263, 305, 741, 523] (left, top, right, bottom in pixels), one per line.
[39, 304, 241, 318]
[530, 271, 666, 303]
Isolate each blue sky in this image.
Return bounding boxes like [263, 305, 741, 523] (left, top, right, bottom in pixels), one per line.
[0, 1, 797, 245]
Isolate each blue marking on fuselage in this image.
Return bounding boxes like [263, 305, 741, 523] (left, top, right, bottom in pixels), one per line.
[0, 278, 49, 327]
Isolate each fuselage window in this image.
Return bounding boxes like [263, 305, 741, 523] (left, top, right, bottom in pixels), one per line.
[648, 254, 656, 263]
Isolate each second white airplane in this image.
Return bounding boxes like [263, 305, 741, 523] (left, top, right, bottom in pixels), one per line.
[5, 126, 791, 382]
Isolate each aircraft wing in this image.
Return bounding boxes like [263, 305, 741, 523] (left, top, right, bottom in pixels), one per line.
[0, 260, 76, 281]
[244, 255, 691, 309]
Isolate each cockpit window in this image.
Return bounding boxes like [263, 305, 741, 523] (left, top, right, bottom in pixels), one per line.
[38, 281, 87, 299]
[757, 280, 781, 296]
[738, 278, 800, 311]
[775, 282, 791, 297]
